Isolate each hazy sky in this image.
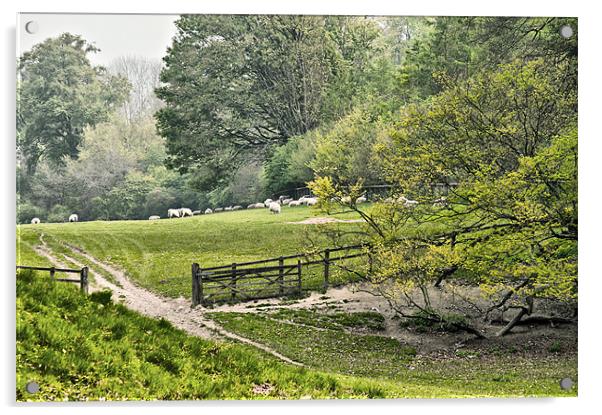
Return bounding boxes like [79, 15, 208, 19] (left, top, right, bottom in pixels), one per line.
[17, 13, 179, 65]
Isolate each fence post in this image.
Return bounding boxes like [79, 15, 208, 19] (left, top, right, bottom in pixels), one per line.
[297, 260, 302, 294]
[49, 267, 56, 281]
[278, 257, 284, 295]
[192, 263, 200, 306]
[231, 263, 237, 301]
[80, 267, 88, 294]
[323, 248, 330, 292]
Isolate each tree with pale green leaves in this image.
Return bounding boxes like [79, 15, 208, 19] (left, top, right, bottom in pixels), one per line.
[310, 59, 577, 336]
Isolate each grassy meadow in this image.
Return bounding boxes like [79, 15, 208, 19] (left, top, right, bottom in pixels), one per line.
[17, 271, 576, 400]
[209, 310, 577, 397]
[16, 270, 418, 401]
[17, 206, 366, 298]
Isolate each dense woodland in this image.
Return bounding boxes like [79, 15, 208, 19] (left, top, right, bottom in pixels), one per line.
[17, 16, 577, 333]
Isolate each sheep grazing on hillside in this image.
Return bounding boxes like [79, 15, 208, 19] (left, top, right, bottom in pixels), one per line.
[278, 195, 291, 203]
[179, 208, 193, 217]
[31, 217, 40, 224]
[205, 208, 213, 214]
[432, 197, 448, 208]
[149, 215, 161, 220]
[264, 199, 273, 207]
[356, 196, 367, 204]
[288, 200, 301, 207]
[232, 205, 243, 211]
[224, 206, 233, 211]
[282, 198, 293, 205]
[398, 196, 418, 208]
[68, 214, 78, 223]
[305, 197, 318, 206]
[214, 207, 224, 212]
[167, 208, 181, 218]
[269, 201, 281, 214]
[192, 210, 202, 215]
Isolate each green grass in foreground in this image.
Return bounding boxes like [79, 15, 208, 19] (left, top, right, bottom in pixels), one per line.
[209, 310, 578, 397]
[17, 207, 366, 299]
[17, 270, 417, 401]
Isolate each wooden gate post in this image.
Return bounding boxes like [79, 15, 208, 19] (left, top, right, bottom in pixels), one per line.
[297, 260, 302, 294]
[192, 263, 201, 306]
[49, 267, 56, 281]
[323, 248, 330, 292]
[231, 263, 237, 301]
[278, 257, 284, 295]
[80, 267, 89, 294]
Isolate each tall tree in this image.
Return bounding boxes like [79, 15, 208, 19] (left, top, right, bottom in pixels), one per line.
[109, 56, 163, 124]
[155, 15, 381, 190]
[17, 33, 129, 173]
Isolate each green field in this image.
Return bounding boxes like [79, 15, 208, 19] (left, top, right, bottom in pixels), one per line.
[16, 270, 424, 401]
[17, 206, 366, 298]
[209, 310, 577, 397]
[16, 207, 577, 399]
[17, 271, 575, 400]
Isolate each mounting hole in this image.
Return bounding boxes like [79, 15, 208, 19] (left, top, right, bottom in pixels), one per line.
[559, 377, 573, 390]
[559, 25, 573, 39]
[25, 381, 40, 394]
[25, 21, 39, 34]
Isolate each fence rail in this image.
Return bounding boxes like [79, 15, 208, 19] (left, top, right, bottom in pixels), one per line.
[17, 265, 89, 293]
[192, 244, 370, 306]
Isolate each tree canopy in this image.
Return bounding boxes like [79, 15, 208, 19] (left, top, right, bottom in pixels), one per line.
[17, 33, 129, 174]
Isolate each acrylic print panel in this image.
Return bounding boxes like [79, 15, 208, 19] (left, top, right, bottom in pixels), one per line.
[16, 13, 578, 401]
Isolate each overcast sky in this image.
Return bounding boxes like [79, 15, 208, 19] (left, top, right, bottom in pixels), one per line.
[17, 13, 179, 66]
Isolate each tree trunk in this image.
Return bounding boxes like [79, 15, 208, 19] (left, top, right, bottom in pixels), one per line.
[496, 307, 528, 337]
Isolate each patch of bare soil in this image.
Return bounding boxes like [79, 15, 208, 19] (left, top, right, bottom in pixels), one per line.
[214, 282, 577, 357]
[286, 217, 365, 225]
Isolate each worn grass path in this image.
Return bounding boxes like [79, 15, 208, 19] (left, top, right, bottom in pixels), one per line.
[34, 233, 304, 367]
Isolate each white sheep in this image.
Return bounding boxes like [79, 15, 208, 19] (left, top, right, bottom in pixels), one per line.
[398, 196, 418, 208]
[305, 197, 318, 206]
[205, 208, 213, 214]
[288, 200, 301, 207]
[269, 201, 281, 214]
[282, 198, 293, 205]
[356, 196, 367, 204]
[192, 210, 202, 215]
[68, 214, 78, 223]
[214, 207, 224, 212]
[232, 205, 243, 211]
[31, 217, 40, 224]
[432, 197, 448, 208]
[224, 206, 233, 211]
[264, 199, 273, 206]
[179, 208, 193, 217]
[149, 215, 161, 220]
[341, 196, 352, 204]
[167, 209, 181, 218]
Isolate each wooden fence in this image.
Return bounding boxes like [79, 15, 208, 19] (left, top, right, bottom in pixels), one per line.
[17, 265, 89, 293]
[191, 244, 369, 306]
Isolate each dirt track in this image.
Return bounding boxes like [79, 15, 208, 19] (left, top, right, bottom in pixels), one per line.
[34, 234, 303, 366]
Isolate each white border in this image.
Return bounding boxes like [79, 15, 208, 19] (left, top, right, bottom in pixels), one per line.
[2, 1, 600, 414]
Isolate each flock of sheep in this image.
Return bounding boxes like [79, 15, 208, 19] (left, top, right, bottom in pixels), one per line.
[150, 195, 320, 220]
[27, 194, 442, 224]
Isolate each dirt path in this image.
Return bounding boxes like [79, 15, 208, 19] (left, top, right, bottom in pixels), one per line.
[34, 234, 303, 367]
